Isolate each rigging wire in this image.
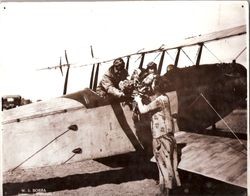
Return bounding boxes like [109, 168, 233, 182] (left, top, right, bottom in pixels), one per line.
[181, 48, 195, 65]
[203, 44, 222, 63]
[11, 128, 72, 171]
[63, 154, 77, 164]
[153, 52, 162, 61]
[200, 93, 247, 151]
[134, 54, 142, 63]
[234, 46, 247, 61]
[165, 50, 174, 61]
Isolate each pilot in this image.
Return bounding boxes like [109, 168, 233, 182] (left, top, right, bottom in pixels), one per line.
[96, 58, 128, 99]
[139, 61, 158, 82]
[134, 76, 181, 196]
[130, 61, 158, 90]
[139, 62, 159, 94]
[145, 61, 157, 74]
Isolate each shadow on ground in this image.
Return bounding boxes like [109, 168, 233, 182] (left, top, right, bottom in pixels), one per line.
[3, 145, 247, 196]
[3, 153, 158, 195]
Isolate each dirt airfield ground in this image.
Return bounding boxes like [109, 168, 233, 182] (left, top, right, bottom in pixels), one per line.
[3, 109, 247, 196]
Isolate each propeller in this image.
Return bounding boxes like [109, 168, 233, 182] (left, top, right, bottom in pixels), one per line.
[65, 50, 69, 66]
[89, 45, 95, 89]
[90, 45, 94, 58]
[63, 50, 70, 95]
[59, 57, 63, 76]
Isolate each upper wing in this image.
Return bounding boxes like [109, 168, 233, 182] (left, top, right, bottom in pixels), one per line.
[38, 25, 246, 70]
[161, 25, 246, 50]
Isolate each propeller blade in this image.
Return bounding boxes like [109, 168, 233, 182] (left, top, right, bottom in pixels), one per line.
[63, 50, 70, 95]
[89, 45, 95, 89]
[90, 45, 94, 58]
[65, 50, 69, 66]
[59, 57, 63, 76]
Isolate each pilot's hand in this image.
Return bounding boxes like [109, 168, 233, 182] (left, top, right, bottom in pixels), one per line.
[134, 95, 142, 103]
[118, 92, 125, 98]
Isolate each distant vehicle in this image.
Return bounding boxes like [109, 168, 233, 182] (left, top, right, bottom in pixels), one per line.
[1, 95, 32, 111]
[1, 95, 22, 111]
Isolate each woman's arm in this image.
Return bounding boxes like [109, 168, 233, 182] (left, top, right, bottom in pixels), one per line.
[134, 96, 149, 113]
[134, 95, 159, 114]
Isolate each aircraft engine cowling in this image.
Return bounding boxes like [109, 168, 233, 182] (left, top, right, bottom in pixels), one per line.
[161, 62, 247, 131]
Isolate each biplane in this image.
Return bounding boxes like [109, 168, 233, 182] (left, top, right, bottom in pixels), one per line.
[2, 25, 247, 190]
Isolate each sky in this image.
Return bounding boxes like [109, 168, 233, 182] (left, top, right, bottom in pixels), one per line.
[0, 1, 248, 101]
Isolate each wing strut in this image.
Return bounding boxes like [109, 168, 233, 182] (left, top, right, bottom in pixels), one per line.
[93, 63, 100, 91]
[139, 53, 145, 69]
[126, 56, 130, 71]
[157, 50, 165, 75]
[89, 65, 95, 89]
[196, 43, 203, 66]
[174, 48, 181, 67]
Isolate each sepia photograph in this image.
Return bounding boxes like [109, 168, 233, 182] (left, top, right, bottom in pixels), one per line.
[0, 1, 248, 195]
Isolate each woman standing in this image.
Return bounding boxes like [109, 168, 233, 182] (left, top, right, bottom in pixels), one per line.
[134, 76, 181, 196]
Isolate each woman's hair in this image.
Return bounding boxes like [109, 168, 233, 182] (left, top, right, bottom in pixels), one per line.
[153, 76, 166, 94]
